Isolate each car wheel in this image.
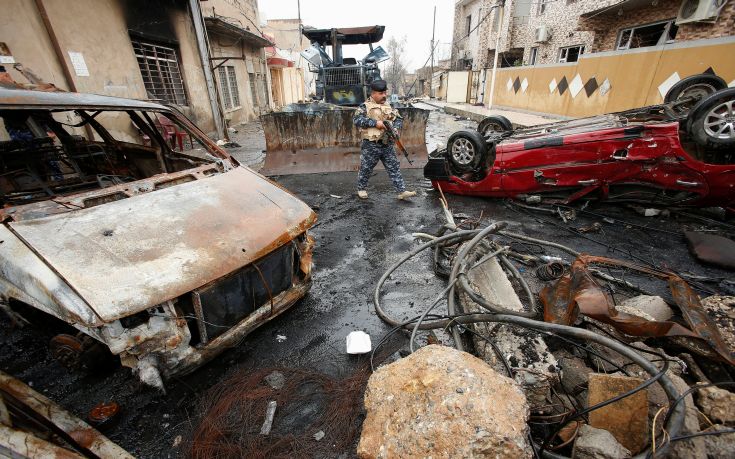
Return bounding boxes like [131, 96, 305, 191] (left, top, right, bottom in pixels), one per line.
[447, 130, 488, 173]
[477, 115, 513, 136]
[50, 334, 85, 368]
[688, 88, 735, 149]
[664, 74, 726, 108]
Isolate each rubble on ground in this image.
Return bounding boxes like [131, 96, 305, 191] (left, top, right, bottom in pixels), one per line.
[572, 424, 631, 459]
[587, 373, 648, 453]
[357, 345, 531, 459]
[372, 198, 735, 458]
[696, 386, 735, 424]
[460, 249, 558, 410]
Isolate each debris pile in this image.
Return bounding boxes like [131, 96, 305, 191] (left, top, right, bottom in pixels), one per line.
[369, 197, 735, 458]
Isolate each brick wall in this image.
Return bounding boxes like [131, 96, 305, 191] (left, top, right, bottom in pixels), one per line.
[581, 0, 735, 52]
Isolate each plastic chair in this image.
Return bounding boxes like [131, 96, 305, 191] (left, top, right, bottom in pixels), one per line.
[156, 115, 193, 151]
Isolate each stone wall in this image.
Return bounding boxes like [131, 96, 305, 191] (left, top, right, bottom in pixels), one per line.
[451, 0, 490, 70]
[454, 0, 620, 69]
[518, 0, 618, 65]
[451, 0, 735, 70]
[582, 0, 735, 52]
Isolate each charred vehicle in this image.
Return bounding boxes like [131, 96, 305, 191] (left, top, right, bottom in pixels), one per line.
[260, 25, 429, 175]
[425, 75, 735, 211]
[0, 87, 316, 390]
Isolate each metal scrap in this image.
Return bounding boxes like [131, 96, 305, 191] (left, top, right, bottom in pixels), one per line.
[0, 371, 133, 458]
[539, 255, 735, 365]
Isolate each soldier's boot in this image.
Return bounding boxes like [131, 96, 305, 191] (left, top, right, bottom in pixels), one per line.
[357, 190, 368, 199]
[397, 190, 417, 200]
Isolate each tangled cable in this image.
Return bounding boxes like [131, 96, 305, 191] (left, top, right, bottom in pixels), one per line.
[372, 221, 688, 459]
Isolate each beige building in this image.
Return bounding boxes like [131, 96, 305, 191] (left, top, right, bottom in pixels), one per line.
[262, 18, 310, 107]
[2, 0, 218, 138]
[201, 0, 273, 126]
[1, 0, 273, 139]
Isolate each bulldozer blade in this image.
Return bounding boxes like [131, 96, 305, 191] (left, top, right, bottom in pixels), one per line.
[260, 104, 429, 175]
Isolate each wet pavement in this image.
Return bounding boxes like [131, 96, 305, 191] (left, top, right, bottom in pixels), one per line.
[1, 107, 732, 458]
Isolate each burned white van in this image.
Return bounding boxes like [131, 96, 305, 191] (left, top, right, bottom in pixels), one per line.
[0, 87, 315, 389]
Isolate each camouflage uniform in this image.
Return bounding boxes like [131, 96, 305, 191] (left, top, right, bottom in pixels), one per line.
[352, 100, 406, 192]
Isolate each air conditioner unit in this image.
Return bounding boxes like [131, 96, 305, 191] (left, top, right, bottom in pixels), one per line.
[535, 25, 551, 43]
[676, 0, 726, 25]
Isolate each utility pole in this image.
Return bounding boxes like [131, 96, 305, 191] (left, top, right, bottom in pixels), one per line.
[297, 0, 302, 47]
[487, 1, 504, 109]
[189, 0, 226, 140]
[429, 5, 436, 98]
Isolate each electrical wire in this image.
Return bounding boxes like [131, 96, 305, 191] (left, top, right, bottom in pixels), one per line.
[650, 381, 735, 458]
[372, 222, 688, 459]
[409, 279, 458, 353]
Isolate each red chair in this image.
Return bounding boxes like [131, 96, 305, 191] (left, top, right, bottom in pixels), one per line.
[156, 115, 193, 151]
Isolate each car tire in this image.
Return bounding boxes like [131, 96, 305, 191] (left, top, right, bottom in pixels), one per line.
[687, 88, 735, 149]
[477, 115, 513, 136]
[664, 74, 726, 105]
[447, 130, 488, 173]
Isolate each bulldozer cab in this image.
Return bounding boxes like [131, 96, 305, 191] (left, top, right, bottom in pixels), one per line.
[301, 26, 388, 106]
[260, 25, 428, 175]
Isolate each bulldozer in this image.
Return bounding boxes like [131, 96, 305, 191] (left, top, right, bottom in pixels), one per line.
[260, 25, 428, 175]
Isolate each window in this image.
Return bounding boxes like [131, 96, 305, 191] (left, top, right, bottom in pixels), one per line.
[249, 72, 258, 106]
[217, 66, 241, 110]
[249, 72, 267, 107]
[558, 45, 585, 63]
[617, 19, 678, 50]
[466, 15, 472, 36]
[538, 0, 551, 15]
[131, 39, 187, 105]
[529, 47, 538, 65]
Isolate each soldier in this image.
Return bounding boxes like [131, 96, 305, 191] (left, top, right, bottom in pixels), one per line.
[353, 79, 416, 200]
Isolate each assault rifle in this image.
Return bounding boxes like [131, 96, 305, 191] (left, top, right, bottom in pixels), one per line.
[383, 121, 414, 165]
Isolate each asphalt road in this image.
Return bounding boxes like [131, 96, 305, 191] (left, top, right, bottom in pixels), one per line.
[1, 109, 732, 458]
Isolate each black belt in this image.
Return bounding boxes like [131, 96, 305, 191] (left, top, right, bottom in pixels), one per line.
[364, 139, 392, 145]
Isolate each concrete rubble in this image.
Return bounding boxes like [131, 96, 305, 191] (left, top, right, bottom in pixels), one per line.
[696, 386, 735, 425]
[572, 424, 631, 459]
[357, 344, 531, 459]
[703, 425, 735, 458]
[587, 373, 649, 454]
[616, 295, 674, 322]
[460, 249, 558, 410]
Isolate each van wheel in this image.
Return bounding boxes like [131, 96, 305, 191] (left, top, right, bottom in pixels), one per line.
[478, 115, 513, 136]
[664, 74, 726, 109]
[688, 88, 735, 149]
[447, 130, 488, 173]
[50, 333, 114, 370]
[50, 334, 85, 368]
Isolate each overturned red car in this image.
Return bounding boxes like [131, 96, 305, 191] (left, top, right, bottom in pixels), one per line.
[425, 77, 735, 212]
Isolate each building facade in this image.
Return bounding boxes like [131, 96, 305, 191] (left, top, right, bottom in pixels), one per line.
[201, 0, 273, 126]
[2, 0, 273, 138]
[451, 0, 735, 70]
[3, 0, 217, 136]
[262, 18, 312, 105]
